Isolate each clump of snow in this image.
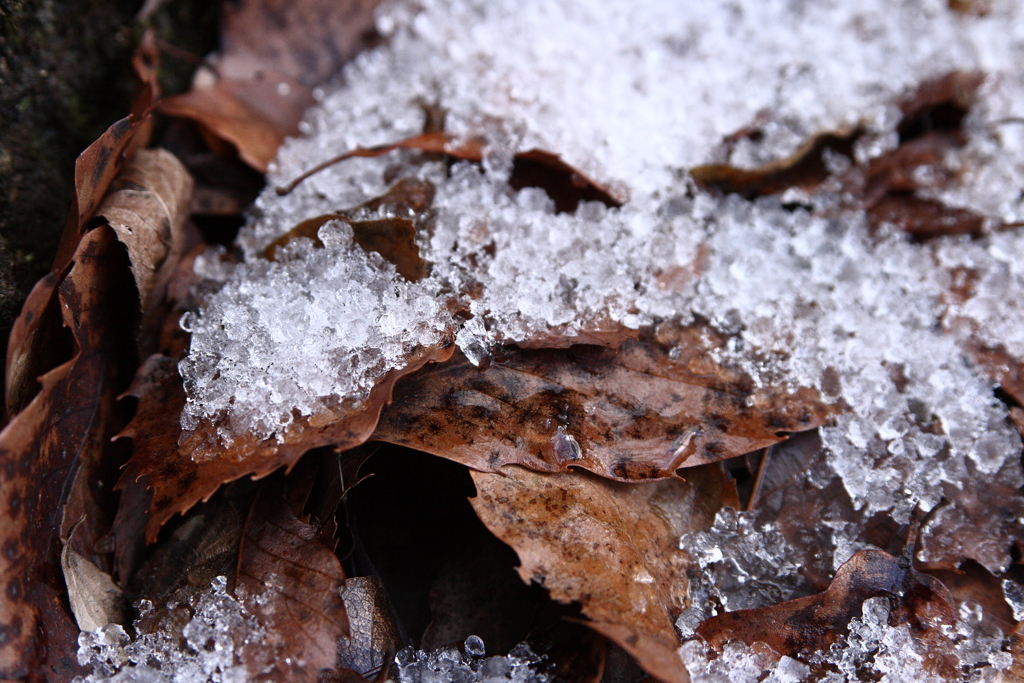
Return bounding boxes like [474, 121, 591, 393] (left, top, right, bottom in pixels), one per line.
[179, 221, 451, 441]
[394, 639, 551, 683]
[74, 577, 262, 683]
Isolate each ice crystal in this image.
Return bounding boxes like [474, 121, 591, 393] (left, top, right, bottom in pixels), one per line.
[393, 640, 551, 683]
[678, 507, 807, 618]
[74, 577, 262, 683]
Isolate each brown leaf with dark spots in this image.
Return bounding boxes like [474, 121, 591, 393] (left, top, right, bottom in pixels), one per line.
[695, 548, 957, 658]
[375, 324, 839, 481]
[236, 474, 349, 681]
[0, 226, 139, 679]
[120, 342, 454, 542]
[469, 464, 740, 683]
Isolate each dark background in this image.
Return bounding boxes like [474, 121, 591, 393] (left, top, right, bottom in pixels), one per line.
[0, 0, 219, 371]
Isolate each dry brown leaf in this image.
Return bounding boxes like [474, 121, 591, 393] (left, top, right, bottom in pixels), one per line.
[61, 522, 126, 633]
[275, 132, 623, 207]
[6, 112, 153, 417]
[695, 548, 957, 663]
[0, 226, 138, 679]
[120, 341, 454, 542]
[161, 0, 382, 172]
[469, 464, 740, 683]
[96, 149, 194, 311]
[236, 474, 350, 681]
[265, 177, 435, 282]
[160, 73, 315, 172]
[336, 576, 402, 677]
[375, 324, 839, 481]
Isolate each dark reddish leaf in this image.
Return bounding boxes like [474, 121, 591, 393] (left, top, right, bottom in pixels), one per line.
[0, 226, 138, 679]
[265, 177, 435, 282]
[375, 324, 839, 481]
[691, 128, 860, 199]
[160, 0, 382, 172]
[469, 464, 740, 683]
[120, 342, 454, 542]
[695, 548, 957, 659]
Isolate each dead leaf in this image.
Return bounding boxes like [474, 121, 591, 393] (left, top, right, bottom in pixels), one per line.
[375, 324, 839, 481]
[96, 149, 194, 310]
[469, 464, 740, 683]
[236, 473, 350, 681]
[160, 0, 382, 171]
[161, 73, 315, 172]
[265, 177, 435, 282]
[691, 128, 860, 199]
[337, 576, 402, 677]
[61, 521, 126, 633]
[0, 226, 139, 678]
[6, 111, 153, 417]
[695, 548, 957, 660]
[120, 341, 454, 542]
[275, 132, 624, 208]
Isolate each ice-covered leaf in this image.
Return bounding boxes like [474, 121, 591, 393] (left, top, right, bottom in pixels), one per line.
[695, 548, 956, 661]
[469, 464, 740, 683]
[375, 324, 839, 480]
[120, 342, 452, 541]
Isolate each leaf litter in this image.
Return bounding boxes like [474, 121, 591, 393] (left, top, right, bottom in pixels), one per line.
[5, 0, 1024, 681]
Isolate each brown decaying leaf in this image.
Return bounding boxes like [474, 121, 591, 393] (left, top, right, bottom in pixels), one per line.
[120, 342, 455, 542]
[691, 72, 990, 239]
[470, 464, 740, 683]
[275, 132, 624, 207]
[0, 227, 138, 679]
[336, 576, 402, 677]
[160, 0, 382, 172]
[236, 474, 350, 681]
[61, 522, 126, 633]
[695, 548, 957, 662]
[6, 114, 153, 418]
[265, 177, 435, 282]
[95, 149, 194, 312]
[375, 324, 839, 481]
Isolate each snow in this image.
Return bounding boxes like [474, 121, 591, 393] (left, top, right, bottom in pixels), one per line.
[168, 0, 1024, 678]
